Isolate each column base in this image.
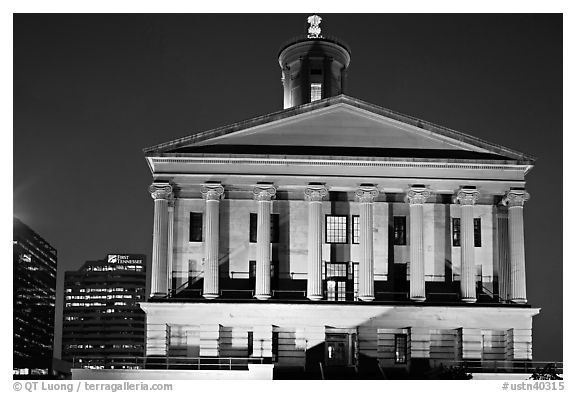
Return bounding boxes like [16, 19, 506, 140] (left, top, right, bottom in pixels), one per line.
[411, 296, 426, 302]
[358, 295, 375, 302]
[203, 293, 219, 300]
[254, 294, 271, 300]
[461, 297, 477, 303]
[511, 298, 528, 304]
[307, 295, 323, 301]
[150, 292, 168, 298]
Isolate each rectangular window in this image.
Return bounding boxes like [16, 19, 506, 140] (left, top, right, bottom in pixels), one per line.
[325, 215, 348, 244]
[249, 213, 280, 243]
[393, 216, 407, 245]
[352, 215, 360, 244]
[452, 218, 482, 247]
[394, 334, 408, 364]
[247, 331, 253, 357]
[452, 218, 461, 247]
[310, 83, 322, 102]
[272, 332, 279, 362]
[189, 213, 202, 242]
[474, 218, 482, 247]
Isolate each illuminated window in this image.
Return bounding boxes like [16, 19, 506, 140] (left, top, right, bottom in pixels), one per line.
[452, 218, 481, 247]
[325, 215, 348, 244]
[189, 212, 203, 242]
[352, 216, 360, 244]
[452, 218, 461, 246]
[310, 83, 322, 102]
[249, 213, 280, 243]
[325, 262, 347, 301]
[395, 334, 407, 364]
[394, 216, 407, 246]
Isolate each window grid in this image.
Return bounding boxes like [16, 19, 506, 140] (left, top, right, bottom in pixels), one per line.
[310, 83, 322, 102]
[352, 216, 360, 244]
[325, 263, 347, 302]
[189, 213, 203, 242]
[393, 216, 407, 246]
[325, 215, 348, 244]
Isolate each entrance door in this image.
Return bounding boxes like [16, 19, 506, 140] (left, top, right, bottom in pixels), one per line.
[325, 263, 348, 301]
[325, 333, 349, 367]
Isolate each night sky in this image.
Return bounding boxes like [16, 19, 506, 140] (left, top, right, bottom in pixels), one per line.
[13, 14, 562, 361]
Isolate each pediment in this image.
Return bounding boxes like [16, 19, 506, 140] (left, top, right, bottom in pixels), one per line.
[144, 95, 534, 163]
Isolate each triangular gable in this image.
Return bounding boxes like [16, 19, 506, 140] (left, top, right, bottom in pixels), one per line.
[144, 95, 534, 163]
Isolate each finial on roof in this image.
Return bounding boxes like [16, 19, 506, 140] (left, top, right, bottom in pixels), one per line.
[307, 15, 323, 38]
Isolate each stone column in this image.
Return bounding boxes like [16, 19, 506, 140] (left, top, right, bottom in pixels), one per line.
[253, 185, 276, 300]
[502, 189, 530, 304]
[149, 182, 173, 298]
[496, 209, 510, 302]
[456, 187, 480, 303]
[355, 185, 379, 301]
[201, 184, 225, 299]
[167, 200, 175, 295]
[407, 186, 431, 302]
[305, 185, 328, 300]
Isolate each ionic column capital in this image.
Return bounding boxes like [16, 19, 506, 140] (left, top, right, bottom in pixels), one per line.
[253, 185, 277, 201]
[406, 185, 431, 205]
[502, 189, 530, 208]
[201, 184, 225, 201]
[355, 185, 379, 203]
[456, 187, 480, 206]
[149, 183, 173, 200]
[304, 185, 328, 202]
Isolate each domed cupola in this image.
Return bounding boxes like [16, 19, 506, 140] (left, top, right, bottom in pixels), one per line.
[278, 15, 351, 109]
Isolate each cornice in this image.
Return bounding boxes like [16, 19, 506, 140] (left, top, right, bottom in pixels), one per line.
[147, 155, 531, 172]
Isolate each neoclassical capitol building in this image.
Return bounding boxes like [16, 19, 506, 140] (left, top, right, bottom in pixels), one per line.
[139, 17, 538, 378]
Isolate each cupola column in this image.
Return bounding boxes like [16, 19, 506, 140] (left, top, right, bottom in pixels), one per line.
[149, 182, 173, 298]
[201, 184, 225, 299]
[407, 186, 431, 302]
[305, 185, 328, 300]
[356, 186, 379, 301]
[253, 185, 277, 300]
[502, 189, 530, 304]
[456, 187, 480, 303]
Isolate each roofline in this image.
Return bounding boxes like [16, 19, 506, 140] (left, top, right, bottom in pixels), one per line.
[148, 152, 534, 167]
[143, 94, 536, 163]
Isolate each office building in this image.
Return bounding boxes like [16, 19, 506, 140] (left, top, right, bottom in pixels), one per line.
[13, 217, 57, 377]
[62, 254, 146, 369]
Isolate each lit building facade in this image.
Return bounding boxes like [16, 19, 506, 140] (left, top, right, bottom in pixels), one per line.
[137, 17, 539, 379]
[13, 217, 57, 377]
[62, 254, 146, 369]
